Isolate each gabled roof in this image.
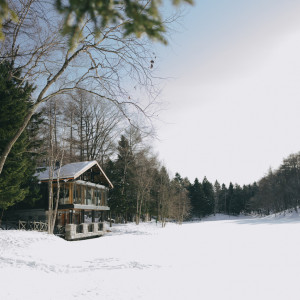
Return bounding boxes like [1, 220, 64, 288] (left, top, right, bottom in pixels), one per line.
[36, 161, 113, 188]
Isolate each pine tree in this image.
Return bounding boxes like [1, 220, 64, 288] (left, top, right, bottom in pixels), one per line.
[106, 136, 137, 222]
[227, 182, 234, 215]
[0, 61, 40, 219]
[189, 178, 205, 218]
[219, 183, 228, 214]
[214, 180, 221, 215]
[202, 177, 214, 216]
[230, 184, 243, 215]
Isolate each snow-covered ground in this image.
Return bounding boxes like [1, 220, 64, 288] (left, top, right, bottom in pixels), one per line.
[1, 212, 300, 300]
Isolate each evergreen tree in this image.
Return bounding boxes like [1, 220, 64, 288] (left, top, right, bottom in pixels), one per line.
[214, 180, 221, 215]
[219, 183, 228, 214]
[106, 136, 136, 222]
[227, 182, 234, 214]
[0, 61, 40, 218]
[189, 178, 205, 218]
[230, 184, 243, 215]
[202, 177, 214, 216]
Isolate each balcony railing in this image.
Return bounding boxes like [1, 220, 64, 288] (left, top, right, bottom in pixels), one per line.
[76, 224, 83, 233]
[98, 223, 103, 231]
[65, 222, 106, 241]
[88, 224, 93, 232]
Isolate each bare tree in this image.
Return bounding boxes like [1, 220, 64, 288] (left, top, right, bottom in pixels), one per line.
[156, 166, 171, 227]
[65, 90, 124, 164]
[0, 0, 160, 175]
[134, 150, 158, 225]
[169, 177, 191, 224]
[44, 98, 66, 233]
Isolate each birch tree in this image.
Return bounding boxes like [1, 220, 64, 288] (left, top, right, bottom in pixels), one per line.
[45, 98, 66, 234]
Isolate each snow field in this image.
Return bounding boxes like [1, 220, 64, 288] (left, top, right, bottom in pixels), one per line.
[1, 214, 300, 299]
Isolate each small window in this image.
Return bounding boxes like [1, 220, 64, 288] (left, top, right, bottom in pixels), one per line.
[73, 185, 82, 204]
[86, 187, 92, 205]
[53, 184, 65, 204]
[62, 184, 69, 204]
[92, 188, 96, 205]
[101, 190, 107, 206]
[95, 189, 102, 206]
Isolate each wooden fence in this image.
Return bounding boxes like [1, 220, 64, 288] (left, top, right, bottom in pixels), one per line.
[0, 221, 18, 230]
[19, 220, 48, 232]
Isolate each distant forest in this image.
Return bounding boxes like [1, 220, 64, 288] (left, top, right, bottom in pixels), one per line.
[1, 77, 300, 223]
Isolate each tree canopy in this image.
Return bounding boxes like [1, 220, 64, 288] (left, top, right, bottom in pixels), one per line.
[1, 0, 193, 46]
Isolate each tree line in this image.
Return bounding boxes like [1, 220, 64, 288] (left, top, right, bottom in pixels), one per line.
[250, 153, 300, 215]
[188, 152, 300, 218]
[188, 178, 258, 218]
[2, 63, 300, 223]
[2, 61, 300, 223]
[1, 0, 300, 227]
[1, 59, 300, 223]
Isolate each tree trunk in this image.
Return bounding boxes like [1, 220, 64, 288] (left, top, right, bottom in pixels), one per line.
[0, 208, 5, 228]
[48, 177, 53, 234]
[50, 178, 60, 234]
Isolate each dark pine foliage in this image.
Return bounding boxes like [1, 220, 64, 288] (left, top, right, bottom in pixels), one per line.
[188, 177, 258, 218]
[189, 178, 205, 217]
[0, 61, 42, 215]
[106, 136, 137, 222]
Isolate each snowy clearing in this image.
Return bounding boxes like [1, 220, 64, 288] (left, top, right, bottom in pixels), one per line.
[1, 213, 300, 300]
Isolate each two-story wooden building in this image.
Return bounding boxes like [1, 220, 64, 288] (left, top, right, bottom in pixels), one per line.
[7, 161, 113, 240]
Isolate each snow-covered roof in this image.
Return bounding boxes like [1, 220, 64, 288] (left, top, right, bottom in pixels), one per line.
[36, 161, 113, 188]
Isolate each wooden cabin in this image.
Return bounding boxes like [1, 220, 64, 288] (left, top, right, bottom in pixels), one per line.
[7, 161, 113, 240]
[37, 160, 113, 227]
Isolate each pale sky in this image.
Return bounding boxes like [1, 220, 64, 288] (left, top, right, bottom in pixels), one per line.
[154, 0, 300, 186]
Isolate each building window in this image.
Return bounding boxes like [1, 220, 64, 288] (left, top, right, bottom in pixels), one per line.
[54, 184, 67, 204]
[92, 188, 96, 205]
[73, 184, 82, 204]
[61, 184, 69, 204]
[95, 189, 102, 206]
[86, 187, 92, 205]
[101, 190, 107, 206]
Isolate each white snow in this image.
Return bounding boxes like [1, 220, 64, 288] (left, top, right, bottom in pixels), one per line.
[35, 160, 113, 188]
[36, 161, 96, 180]
[1, 213, 300, 299]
